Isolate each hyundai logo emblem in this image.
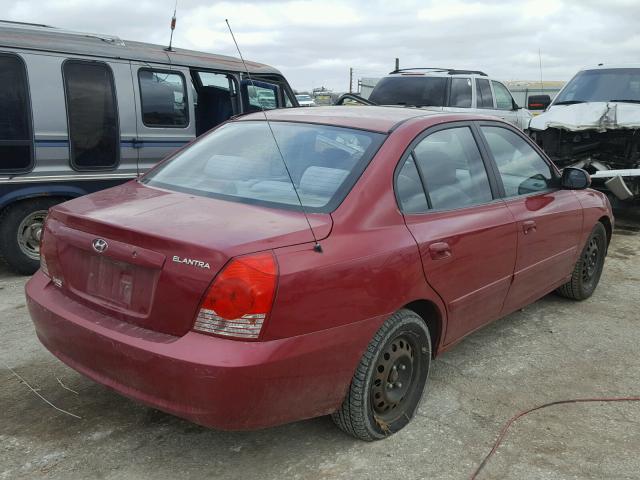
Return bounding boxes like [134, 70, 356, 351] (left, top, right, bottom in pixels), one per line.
[92, 238, 108, 253]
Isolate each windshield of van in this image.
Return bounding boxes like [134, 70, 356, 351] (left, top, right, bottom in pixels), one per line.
[143, 121, 385, 212]
[369, 76, 447, 107]
[554, 68, 640, 104]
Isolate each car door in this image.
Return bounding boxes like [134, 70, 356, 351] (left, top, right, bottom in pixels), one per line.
[131, 63, 196, 174]
[396, 123, 518, 344]
[477, 123, 583, 314]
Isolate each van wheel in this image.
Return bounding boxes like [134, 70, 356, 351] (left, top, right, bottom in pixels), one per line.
[0, 198, 61, 275]
[556, 222, 607, 300]
[332, 309, 431, 441]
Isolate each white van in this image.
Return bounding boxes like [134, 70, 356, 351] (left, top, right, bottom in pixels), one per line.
[0, 20, 298, 273]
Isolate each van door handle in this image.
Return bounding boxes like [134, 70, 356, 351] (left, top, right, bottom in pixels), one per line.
[522, 220, 537, 234]
[428, 242, 451, 260]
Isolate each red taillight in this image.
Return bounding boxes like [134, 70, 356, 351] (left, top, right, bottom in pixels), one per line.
[193, 252, 277, 340]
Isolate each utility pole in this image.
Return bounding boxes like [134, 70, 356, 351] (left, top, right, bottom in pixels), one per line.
[395, 57, 399, 72]
[349, 67, 353, 93]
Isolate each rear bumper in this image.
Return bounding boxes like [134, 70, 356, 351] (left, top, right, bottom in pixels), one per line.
[26, 271, 384, 430]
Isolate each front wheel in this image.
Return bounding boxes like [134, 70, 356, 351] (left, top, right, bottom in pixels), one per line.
[0, 198, 61, 275]
[556, 222, 607, 300]
[332, 309, 431, 441]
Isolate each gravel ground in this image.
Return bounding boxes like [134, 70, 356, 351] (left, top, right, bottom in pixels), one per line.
[1, 214, 639, 480]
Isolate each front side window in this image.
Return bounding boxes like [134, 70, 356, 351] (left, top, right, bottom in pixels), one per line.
[481, 126, 555, 196]
[63, 61, 119, 170]
[492, 81, 514, 110]
[449, 78, 472, 108]
[138, 69, 188, 127]
[143, 121, 385, 212]
[412, 127, 493, 210]
[0, 54, 33, 173]
[369, 77, 447, 107]
[476, 78, 494, 109]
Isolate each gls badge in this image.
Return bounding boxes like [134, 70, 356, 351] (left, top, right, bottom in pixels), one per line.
[172, 256, 211, 269]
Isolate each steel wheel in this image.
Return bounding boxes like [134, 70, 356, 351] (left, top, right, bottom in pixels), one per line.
[332, 309, 431, 441]
[17, 209, 47, 260]
[556, 222, 607, 301]
[581, 236, 600, 284]
[371, 334, 420, 423]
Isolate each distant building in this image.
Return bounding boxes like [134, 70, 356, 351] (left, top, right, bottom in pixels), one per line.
[505, 80, 566, 107]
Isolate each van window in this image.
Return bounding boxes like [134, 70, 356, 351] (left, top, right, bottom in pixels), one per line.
[0, 54, 33, 173]
[63, 61, 119, 170]
[139, 69, 188, 127]
[193, 71, 235, 136]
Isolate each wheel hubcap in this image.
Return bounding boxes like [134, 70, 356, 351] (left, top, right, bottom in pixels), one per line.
[371, 335, 416, 419]
[17, 210, 48, 260]
[582, 237, 600, 283]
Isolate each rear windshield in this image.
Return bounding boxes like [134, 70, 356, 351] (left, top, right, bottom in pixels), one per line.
[143, 121, 385, 212]
[369, 76, 447, 107]
[554, 68, 640, 104]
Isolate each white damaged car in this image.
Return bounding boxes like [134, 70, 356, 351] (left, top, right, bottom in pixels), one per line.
[529, 65, 640, 204]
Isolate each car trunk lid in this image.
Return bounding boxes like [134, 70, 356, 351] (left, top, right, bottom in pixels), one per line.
[44, 181, 332, 336]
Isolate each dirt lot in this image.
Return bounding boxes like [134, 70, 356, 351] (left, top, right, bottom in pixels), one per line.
[1, 214, 639, 480]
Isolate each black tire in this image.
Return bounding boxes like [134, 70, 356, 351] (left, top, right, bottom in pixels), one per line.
[332, 309, 431, 441]
[0, 198, 61, 275]
[556, 222, 607, 300]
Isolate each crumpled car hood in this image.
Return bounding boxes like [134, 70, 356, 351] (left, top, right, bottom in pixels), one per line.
[530, 102, 640, 132]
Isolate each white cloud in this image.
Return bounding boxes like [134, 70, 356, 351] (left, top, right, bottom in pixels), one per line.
[2, 0, 639, 92]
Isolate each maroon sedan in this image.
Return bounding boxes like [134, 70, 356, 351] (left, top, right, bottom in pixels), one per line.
[26, 106, 612, 440]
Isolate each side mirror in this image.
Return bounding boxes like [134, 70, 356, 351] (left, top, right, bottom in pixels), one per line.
[527, 94, 551, 111]
[561, 167, 591, 190]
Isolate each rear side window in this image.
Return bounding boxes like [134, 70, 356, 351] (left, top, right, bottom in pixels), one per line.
[139, 69, 188, 127]
[396, 156, 429, 213]
[63, 61, 119, 170]
[476, 78, 494, 109]
[492, 81, 514, 110]
[369, 77, 447, 107]
[449, 78, 472, 107]
[412, 127, 493, 210]
[481, 126, 555, 196]
[0, 54, 33, 173]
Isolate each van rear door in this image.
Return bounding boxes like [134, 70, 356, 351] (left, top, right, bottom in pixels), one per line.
[130, 63, 195, 174]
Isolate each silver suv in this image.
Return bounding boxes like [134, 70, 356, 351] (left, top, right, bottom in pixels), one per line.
[367, 68, 532, 131]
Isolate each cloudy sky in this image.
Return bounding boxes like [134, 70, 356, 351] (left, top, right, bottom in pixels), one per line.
[3, 0, 639, 92]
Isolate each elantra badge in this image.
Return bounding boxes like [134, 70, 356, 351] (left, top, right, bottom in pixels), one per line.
[172, 256, 210, 269]
[92, 238, 108, 253]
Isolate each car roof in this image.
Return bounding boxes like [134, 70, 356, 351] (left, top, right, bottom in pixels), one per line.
[238, 106, 468, 133]
[0, 20, 279, 75]
[580, 64, 640, 71]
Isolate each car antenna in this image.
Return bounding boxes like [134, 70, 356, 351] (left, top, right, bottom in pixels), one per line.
[225, 19, 323, 253]
[164, 0, 178, 52]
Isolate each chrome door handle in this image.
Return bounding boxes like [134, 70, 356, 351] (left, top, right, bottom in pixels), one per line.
[428, 242, 451, 260]
[522, 220, 537, 234]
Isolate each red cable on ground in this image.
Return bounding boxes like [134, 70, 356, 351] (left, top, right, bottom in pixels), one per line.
[470, 396, 640, 480]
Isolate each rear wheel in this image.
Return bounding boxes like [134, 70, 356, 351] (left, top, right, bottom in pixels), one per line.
[0, 198, 61, 275]
[332, 309, 431, 441]
[556, 222, 607, 300]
